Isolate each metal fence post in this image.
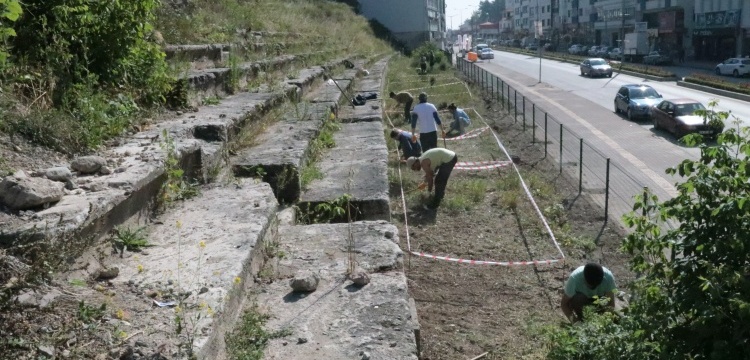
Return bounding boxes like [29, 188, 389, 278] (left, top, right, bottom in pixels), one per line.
[501, 80, 505, 108]
[605, 158, 610, 223]
[514, 91, 517, 122]
[507, 84, 511, 110]
[491, 73, 494, 96]
[532, 104, 536, 143]
[559, 124, 563, 174]
[544, 113, 547, 159]
[496, 77, 500, 102]
[579, 139, 583, 195]
[522, 97, 526, 129]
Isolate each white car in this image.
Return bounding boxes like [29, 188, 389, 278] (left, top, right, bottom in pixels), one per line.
[480, 48, 494, 60]
[714, 58, 750, 77]
[608, 48, 623, 60]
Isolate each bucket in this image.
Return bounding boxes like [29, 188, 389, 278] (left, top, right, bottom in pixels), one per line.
[467, 51, 478, 62]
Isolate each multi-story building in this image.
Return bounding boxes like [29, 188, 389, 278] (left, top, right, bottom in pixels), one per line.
[359, 0, 446, 50]
[502, 0, 748, 60]
[692, 0, 749, 60]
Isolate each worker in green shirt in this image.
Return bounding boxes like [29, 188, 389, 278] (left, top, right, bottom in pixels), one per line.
[406, 148, 458, 210]
[389, 91, 414, 122]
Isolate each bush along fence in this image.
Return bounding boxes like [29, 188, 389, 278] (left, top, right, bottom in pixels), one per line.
[457, 58, 665, 230]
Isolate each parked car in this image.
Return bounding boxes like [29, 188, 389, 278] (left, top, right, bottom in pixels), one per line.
[596, 46, 610, 58]
[587, 46, 600, 56]
[525, 43, 538, 51]
[568, 44, 583, 55]
[479, 48, 494, 60]
[475, 43, 489, 52]
[614, 84, 663, 121]
[608, 48, 623, 60]
[714, 57, 750, 77]
[643, 51, 672, 65]
[651, 99, 723, 139]
[580, 58, 613, 78]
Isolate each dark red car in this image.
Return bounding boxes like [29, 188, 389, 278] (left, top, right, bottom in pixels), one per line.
[651, 99, 723, 139]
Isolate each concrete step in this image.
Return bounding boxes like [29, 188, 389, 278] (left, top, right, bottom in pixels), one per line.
[258, 221, 419, 360]
[231, 102, 333, 203]
[231, 70, 358, 204]
[0, 59, 340, 245]
[299, 121, 390, 221]
[338, 58, 389, 123]
[100, 179, 279, 358]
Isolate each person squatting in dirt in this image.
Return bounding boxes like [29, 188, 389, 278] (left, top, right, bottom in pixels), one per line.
[407, 147, 458, 210]
[390, 91, 414, 122]
[560, 263, 617, 322]
[410, 92, 444, 152]
[446, 103, 471, 137]
[390, 128, 422, 162]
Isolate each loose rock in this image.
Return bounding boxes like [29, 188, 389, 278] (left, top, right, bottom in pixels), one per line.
[349, 267, 370, 286]
[71, 155, 107, 174]
[44, 166, 73, 182]
[37, 345, 55, 357]
[0, 175, 65, 210]
[95, 267, 120, 280]
[290, 270, 320, 293]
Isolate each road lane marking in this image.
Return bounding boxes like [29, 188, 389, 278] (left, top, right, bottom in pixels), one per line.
[479, 63, 678, 198]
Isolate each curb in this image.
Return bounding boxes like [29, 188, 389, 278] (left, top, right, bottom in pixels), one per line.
[677, 80, 750, 102]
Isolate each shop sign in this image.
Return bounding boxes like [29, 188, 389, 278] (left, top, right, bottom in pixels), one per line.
[695, 9, 741, 29]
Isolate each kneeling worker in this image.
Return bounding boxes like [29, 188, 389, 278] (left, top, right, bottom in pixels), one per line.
[561, 263, 617, 322]
[406, 148, 458, 210]
[390, 129, 422, 161]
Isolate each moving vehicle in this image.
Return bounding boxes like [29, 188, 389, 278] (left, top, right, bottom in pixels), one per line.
[714, 58, 750, 77]
[651, 99, 723, 139]
[475, 43, 489, 52]
[623, 32, 649, 62]
[579, 58, 613, 77]
[643, 51, 672, 65]
[614, 84, 663, 121]
[479, 48, 494, 60]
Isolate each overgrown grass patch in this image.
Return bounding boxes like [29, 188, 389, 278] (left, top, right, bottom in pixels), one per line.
[226, 305, 291, 360]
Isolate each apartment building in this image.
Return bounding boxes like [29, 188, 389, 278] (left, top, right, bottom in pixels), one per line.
[503, 0, 748, 60]
[359, 0, 446, 50]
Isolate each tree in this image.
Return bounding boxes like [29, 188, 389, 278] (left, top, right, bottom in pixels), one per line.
[0, 0, 21, 70]
[545, 102, 750, 359]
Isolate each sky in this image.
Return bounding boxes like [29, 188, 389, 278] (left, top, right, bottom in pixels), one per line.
[445, 0, 482, 30]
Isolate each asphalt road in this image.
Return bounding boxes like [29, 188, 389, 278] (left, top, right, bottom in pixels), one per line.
[486, 50, 750, 127]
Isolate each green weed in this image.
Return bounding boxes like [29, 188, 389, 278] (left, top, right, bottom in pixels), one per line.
[226, 305, 292, 360]
[77, 301, 106, 324]
[203, 96, 221, 105]
[300, 164, 323, 189]
[159, 130, 200, 207]
[112, 226, 152, 254]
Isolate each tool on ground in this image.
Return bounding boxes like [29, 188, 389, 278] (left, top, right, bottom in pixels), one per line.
[324, 71, 356, 108]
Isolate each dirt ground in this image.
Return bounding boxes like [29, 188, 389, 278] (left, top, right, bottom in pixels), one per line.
[385, 66, 634, 359]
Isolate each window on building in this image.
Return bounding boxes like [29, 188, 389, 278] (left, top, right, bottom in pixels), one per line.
[547, 5, 551, 12]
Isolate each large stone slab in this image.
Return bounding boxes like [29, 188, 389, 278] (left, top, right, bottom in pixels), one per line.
[232, 101, 335, 203]
[107, 179, 279, 359]
[300, 122, 390, 220]
[259, 222, 419, 360]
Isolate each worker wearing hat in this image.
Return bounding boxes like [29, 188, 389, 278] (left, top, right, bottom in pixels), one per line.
[410, 92, 445, 152]
[406, 147, 458, 210]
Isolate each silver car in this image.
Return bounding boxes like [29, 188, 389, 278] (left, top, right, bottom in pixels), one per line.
[614, 84, 663, 121]
[580, 58, 613, 78]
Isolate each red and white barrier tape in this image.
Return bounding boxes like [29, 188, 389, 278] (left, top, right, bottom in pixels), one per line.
[441, 126, 488, 141]
[456, 159, 505, 166]
[411, 251, 561, 266]
[455, 161, 512, 170]
[400, 81, 464, 92]
[466, 107, 566, 260]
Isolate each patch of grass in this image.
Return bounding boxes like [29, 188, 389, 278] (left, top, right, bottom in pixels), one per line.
[202, 96, 221, 105]
[300, 164, 323, 189]
[159, 130, 200, 208]
[464, 179, 487, 203]
[226, 305, 292, 360]
[443, 195, 471, 213]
